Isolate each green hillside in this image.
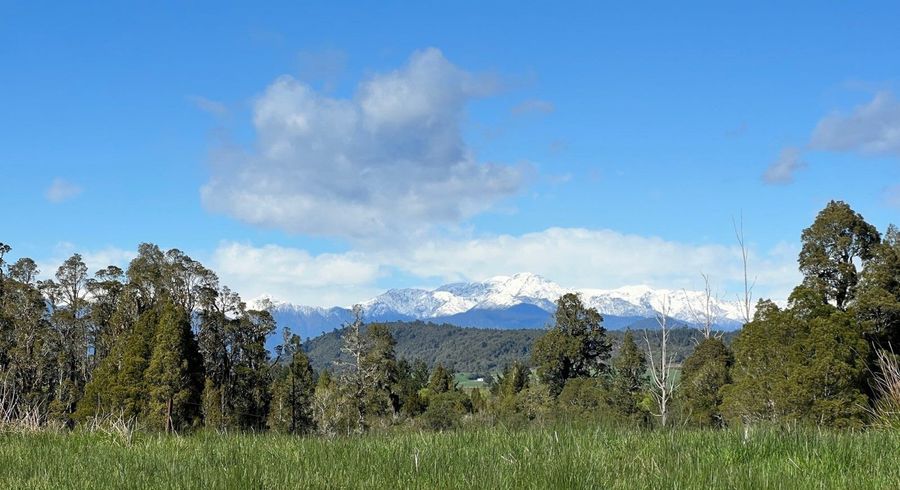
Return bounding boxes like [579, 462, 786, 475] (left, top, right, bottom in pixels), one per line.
[304, 320, 737, 374]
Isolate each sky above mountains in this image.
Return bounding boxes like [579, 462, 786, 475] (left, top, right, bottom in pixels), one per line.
[3, 2, 900, 307]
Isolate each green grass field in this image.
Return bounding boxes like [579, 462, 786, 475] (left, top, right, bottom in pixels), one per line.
[454, 372, 490, 390]
[1, 425, 898, 489]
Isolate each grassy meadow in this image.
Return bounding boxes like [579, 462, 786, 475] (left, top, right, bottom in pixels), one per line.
[1, 425, 897, 489]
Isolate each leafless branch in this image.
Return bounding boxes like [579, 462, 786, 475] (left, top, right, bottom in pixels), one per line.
[733, 213, 756, 325]
[644, 294, 678, 427]
[682, 272, 722, 339]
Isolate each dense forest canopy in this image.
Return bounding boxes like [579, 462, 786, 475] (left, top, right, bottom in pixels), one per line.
[0, 200, 898, 434]
[303, 321, 736, 374]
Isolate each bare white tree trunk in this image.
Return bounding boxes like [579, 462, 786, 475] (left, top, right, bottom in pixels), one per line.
[644, 295, 677, 427]
[733, 214, 755, 325]
[0, 372, 19, 425]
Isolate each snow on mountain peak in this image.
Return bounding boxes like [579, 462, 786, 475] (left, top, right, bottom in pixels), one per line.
[476, 272, 566, 310]
[247, 293, 289, 310]
[262, 272, 748, 329]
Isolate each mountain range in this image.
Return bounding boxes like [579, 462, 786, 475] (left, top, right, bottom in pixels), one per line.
[251, 273, 746, 342]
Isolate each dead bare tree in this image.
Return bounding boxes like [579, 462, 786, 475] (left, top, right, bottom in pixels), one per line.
[338, 305, 377, 434]
[644, 294, 678, 427]
[733, 214, 756, 325]
[683, 272, 721, 339]
[0, 371, 18, 427]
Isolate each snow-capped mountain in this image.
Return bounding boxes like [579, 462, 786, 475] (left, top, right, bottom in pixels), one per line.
[360, 273, 569, 318]
[581, 285, 745, 325]
[251, 273, 746, 342]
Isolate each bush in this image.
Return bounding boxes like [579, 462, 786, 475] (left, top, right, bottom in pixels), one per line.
[557, 378, 610, 418]
[422, 392, 467, 431]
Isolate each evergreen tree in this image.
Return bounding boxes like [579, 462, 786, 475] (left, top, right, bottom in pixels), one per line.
[722, 300, 803, 424]
[144, 299, 204, 432]
[427, 363, 454, 394]
[609, 331, 647, 420]
[201, 378, 226, 430]
[799, 200, 880, 310]
[557, 377, 610, 419]
[230, 310, 274, 430]
[856, 224, 900, 347]
[497, 360, 529, 398]
[423, 391, 466, 431]
[364, 323, 399, 416]
[115, 304, 159, 420]
[395, 358, 428, 416]
[677, 337, 732, 427]
[469, 388, 487, 414]
[493, 360, 530, 417]
[723, 291, 869, 428]
[531, 293, 612, 397]
[268, 328, 315, 434]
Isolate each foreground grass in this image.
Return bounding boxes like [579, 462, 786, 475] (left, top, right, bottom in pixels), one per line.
[1, 425, 898, 489]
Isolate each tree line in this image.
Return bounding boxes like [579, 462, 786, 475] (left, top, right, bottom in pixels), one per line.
[302, 321, 731, 375]
[0, 200, 898, 434]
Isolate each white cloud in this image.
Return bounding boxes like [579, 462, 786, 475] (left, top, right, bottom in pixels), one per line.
[762, 147, 805, 185]
[212, 242, 383, 307]
[212, 228, 800, 307]
[810, 91, 900, 156]
[36, 243, 135, 279]
[202, 48, 527, 240]
[511, 99, 555, 116]
[45, 178, 82, 203]
[393, 228, 799, 299]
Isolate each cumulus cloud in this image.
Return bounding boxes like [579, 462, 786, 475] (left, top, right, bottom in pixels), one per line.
[212, 242, 383, 306]
[45, 178, 82, 203]
[511, 99, 555, 116]
[762, 147, 805, 185]
[202, 48, 527, 240]
[36, 243, 135, 279]
[810, 91, 900, 156]
[213, 228, 800, 307]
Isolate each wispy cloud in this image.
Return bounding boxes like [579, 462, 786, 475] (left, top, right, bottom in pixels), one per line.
[810, 91, 900, 156]
[188, 95, 228, 117]
[45, 178, 82, 203]
[765, 91, 900, 186]
[762, 147, 805, 185]
[511, 98, 555, 116]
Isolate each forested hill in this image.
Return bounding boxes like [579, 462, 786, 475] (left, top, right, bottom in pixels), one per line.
[303, 320, 738, 374]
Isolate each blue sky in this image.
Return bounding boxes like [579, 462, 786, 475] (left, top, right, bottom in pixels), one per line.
[3, 1, 900, 306]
